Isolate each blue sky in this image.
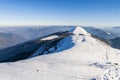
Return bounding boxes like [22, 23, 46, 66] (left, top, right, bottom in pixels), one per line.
[0, 0, 120, 26]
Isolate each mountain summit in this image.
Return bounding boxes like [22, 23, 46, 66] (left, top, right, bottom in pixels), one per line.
[73, 26, 88, 36]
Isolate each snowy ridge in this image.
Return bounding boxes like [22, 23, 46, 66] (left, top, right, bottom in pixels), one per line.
[73, 26, 88, 36]
[0, 26, 119, 80]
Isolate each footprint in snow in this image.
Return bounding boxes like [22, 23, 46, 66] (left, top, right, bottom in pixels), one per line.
[102, 66, 120, 80]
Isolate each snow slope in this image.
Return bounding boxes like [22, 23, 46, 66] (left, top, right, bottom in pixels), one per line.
[0, 26, 120, 80]
[41, 35, 59, 41]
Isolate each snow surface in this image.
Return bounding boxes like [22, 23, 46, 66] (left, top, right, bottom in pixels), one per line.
[41, 35, 59, 41]
[0, 26, 120, 80]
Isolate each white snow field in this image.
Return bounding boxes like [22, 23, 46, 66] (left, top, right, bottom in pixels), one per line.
[41, 35, 59, 41]
[0, 26, 120, 80]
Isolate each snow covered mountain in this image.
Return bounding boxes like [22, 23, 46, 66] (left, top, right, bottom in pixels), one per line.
[84, 27, 120, 49]
[0, 26, 119, 80]
[84, 27, 117, 39]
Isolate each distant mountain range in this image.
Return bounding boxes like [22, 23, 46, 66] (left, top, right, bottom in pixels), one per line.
[0, 32, 24, 49]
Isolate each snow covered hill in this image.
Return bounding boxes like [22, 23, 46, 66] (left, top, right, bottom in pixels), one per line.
[0, 26, 120, 80]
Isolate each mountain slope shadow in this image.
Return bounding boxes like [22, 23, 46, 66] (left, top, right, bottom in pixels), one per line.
[0, 31, 74, 62]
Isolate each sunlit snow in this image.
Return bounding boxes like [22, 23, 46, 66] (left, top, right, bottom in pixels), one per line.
[0, 26, 119, 80]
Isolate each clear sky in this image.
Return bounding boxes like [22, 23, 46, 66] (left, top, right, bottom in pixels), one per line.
[0, 0, 120, 27]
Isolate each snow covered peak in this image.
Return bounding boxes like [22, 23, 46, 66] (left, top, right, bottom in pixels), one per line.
[73, 26, 88, 36]
[72, 26, 93, 43]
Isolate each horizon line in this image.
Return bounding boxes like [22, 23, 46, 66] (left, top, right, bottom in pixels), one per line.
[0, 24, 119, 28]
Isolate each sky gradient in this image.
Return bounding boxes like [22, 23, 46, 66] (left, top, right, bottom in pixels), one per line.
[0, 0, 120, 27]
